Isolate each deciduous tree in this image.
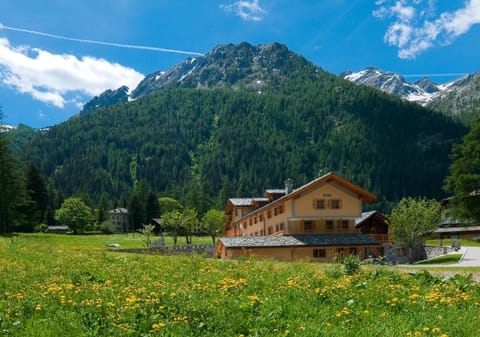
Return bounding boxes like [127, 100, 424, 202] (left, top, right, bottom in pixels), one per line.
[202, 209, 226, 243]
[389, 197, 441, 262]
[160, 208, 198, 245]
[55, 197, 95, 234]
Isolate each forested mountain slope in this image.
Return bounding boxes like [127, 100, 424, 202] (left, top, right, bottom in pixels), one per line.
[20, 81, 466, 211]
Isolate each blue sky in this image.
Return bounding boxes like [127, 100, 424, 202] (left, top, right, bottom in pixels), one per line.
[1, 0, 479, 128]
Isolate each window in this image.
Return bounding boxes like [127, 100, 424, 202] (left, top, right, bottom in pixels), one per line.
[268, 226, 273, 235]
[331, 199, 341, 209]
[325, 220, 334, 231]
[274, 207, 278, 216]
[313, 248, 326, 258]
[313, 199, 325, 209]
[278, 204, 284, 214]
[260, 230, 264, 235]
[304, 220, 313, 231]
[349, 247, 357, 255]
[341, 220, 349, 230]
[254, 216, 257, 224]
[275, 224, 279, 232]
[279, 223, 284, 231]
[259, 214, 263, 222]
[249, 219, 252, 226]
[267, 210, 271, 219]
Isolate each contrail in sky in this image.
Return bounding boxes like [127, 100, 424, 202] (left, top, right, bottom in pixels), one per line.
[0, 23, 203, 56]
[402, 73, 468, 78]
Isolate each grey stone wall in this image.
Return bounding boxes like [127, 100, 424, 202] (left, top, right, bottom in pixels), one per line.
[383, 243, 453, 264]
[110, 244, 216, 257]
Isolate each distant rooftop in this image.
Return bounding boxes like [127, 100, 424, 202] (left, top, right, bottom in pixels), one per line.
[109, 208, 128, 214]
[229, 198, 269, 206]
[220, 233, 380, 248]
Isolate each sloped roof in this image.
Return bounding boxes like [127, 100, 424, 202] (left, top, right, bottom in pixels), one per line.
[434, 226, 480, 234]
[290, 172, 376, 203]
[354, 210, 388, 228]
[226, 198, 270, 214]
[219, 233, 380, 248]
[109, 208, 128, 214]
[439, 216, 464, 226]
[265, 189, 286, 194]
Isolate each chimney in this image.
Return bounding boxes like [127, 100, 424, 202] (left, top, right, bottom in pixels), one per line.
[285, 178, 294, 194]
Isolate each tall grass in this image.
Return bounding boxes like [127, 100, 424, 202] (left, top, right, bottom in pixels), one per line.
[0, 235, 479, 336]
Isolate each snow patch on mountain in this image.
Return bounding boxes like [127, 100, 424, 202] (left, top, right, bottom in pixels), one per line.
[342, 67, 468, 106]
[0, 124, 16, 132]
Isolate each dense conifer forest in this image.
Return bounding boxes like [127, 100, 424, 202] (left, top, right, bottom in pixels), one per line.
[12, 70, 467, 213]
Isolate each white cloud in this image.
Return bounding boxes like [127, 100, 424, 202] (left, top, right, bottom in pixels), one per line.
[220, 0, 267, 22]
[0, 38, 144, 108]
[374, 0, 480, 59]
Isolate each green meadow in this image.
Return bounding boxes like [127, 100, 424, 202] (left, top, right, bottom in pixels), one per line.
[1, 234, 479, 337]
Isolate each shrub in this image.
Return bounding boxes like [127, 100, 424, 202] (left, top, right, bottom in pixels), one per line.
[343, 254, 361, 275]
[34, 223, 49, 233]
[98, 221, 114, 234]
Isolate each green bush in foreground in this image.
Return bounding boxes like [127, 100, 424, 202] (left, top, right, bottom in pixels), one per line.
[0, 236, 479, 336]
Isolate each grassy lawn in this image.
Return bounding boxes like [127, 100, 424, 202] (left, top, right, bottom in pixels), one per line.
[427, 239, 480, 247]
[415, 254, 463, 265]
[3, 232, 214, 249]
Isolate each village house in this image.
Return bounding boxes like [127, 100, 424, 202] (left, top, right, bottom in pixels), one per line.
[108, 208, 129, 233]
[216, 172, 388, 261]
[434, 197, 480, 241]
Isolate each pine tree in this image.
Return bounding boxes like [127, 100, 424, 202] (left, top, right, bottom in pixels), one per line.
[0, 109, 25, 232]
[24, 162, 49, 226]
[444, 117, 480, 224]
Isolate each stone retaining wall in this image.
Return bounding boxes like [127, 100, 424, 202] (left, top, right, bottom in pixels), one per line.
[110, 244, 216, 257]
[383, 243, 453, 264]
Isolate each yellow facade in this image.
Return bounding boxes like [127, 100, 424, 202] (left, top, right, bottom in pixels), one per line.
[228, 180, 366, 237]
[220, 246, 379, 262]
[218, 172, 381, 261]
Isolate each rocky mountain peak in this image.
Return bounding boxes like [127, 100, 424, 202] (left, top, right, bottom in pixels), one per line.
[80, 85, 129, 115]
[413, 78, 439, 94]
[343, 67, 480, 122]
[130, 42, 319, 98]
[344, 67, 423, 99]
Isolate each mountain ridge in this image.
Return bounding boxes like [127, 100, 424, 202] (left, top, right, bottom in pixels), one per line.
[342, 67, 480, 122]
[78, 42, 324, 114]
